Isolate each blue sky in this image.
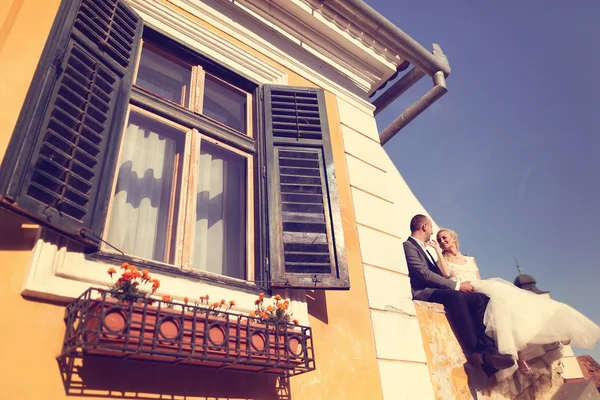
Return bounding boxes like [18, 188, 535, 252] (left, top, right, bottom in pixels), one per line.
[367, 0, 600, 360]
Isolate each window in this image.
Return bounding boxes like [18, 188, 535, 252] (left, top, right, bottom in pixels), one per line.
[134, 39, 251, 136]
[103, 37, 254, 280]
[0, 0, 349, 290]
[136, 43, 192, 107]
[202, 74, 249, 134]
[104, 110, 185, 265]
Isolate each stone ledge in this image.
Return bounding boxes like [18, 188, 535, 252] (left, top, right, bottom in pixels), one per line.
[414, 300, 445, 314]
[414, 301, 566, 399]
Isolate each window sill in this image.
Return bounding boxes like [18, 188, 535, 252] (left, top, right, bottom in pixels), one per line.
[21, 230, 310, 325]
[89, 250, 264, 294]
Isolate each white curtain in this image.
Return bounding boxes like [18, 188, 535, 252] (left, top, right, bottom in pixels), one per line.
[105, 118, 176, 262]
[193, 141, 245, 278]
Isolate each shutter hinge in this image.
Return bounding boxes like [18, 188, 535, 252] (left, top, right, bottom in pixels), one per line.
[264, 256, 270, 276]
[312, 275, 322, 286]
[52, 47, 68, 73]
[262, 165, 266, 179]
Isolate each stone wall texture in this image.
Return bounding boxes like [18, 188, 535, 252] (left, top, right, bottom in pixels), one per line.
[415, 301, 566, 400]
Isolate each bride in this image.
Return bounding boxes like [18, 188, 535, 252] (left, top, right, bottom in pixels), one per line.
[432, 228, 600, 380]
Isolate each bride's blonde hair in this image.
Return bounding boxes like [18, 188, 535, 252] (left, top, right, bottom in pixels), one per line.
[437, 228, 459, 263]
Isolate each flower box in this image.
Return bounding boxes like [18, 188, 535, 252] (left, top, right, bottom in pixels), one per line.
[58, 288, 315, 376]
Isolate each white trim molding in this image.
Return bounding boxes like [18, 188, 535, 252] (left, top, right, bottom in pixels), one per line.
[128, 0, 288, 85]
[22, 230, 309, 325]
[234, 0, 399, 93]
[166, 0, 378, 114]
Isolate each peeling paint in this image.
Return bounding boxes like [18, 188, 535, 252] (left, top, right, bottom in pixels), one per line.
[415, 301, 565, 400]
[384, 304, 416, 317]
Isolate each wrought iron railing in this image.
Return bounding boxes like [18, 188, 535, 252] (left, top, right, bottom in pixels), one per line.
[57, 288, 315, 388]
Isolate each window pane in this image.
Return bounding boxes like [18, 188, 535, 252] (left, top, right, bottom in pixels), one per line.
[203, 74, 247, 134]
[136, 45, 191, 107]
[193, 141, 246, 279]
[105, 112, 181, 263]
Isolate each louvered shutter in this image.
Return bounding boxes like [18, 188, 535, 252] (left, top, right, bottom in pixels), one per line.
[263, 85, 349, 289]
[0, 0, 143, 247]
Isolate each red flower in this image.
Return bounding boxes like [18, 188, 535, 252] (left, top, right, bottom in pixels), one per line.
[162, 295, 171, 302]
[184, 297, 189, 304]
[229, 300, 236, 306]
[107, 267, 116, 277]
[293, 319, 299, 325]
[274, 294, 282, 301]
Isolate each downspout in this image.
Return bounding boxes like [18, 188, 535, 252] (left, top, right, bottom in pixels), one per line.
[379, 71, 447, 145]
[376, 43, 449, 144]
[372, 66, 426, 116]
[307, 0, 451, 144]
[309, 0, 451, 77]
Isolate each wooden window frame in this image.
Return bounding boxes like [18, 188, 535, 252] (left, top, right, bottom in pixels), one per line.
[199, 72, 253, 138]
[137, 40, 194, 108]
[99, 38, 259, 286]
[180, 134, 255, 282]
[136, 38, 253, 139]
[102, 105, 192, 267]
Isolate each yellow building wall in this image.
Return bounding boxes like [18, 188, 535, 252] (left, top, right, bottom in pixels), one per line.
[0, 1, 382, 399]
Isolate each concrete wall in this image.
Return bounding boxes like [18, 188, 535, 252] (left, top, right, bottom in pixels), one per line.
[415, 301, 566, 400]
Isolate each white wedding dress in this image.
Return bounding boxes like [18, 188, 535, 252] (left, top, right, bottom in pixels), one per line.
[447, 256, 600, 380]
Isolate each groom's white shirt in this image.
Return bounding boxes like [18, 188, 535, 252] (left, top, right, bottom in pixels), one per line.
[412, 236, 460, 291]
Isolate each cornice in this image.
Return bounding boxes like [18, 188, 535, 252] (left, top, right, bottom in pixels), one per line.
[128, 0, 288, 85]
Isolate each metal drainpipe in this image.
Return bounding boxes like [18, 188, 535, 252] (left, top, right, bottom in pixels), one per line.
[316, 0, 451, 77]
[379, 71, 447, 145]
[301, 0, 451, 144]
[372, 66, 426, 117]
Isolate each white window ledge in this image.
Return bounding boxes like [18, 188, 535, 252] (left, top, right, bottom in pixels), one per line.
[22, 230, 310, 325]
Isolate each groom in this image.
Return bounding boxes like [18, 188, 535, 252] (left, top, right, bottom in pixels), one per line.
[404, 214, 514, 376]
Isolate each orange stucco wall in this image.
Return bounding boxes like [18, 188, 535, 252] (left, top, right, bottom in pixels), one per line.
[0, 1, 382, 399]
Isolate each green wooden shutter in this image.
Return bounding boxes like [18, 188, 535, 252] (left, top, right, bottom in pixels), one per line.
[263, 85, 349, 289]
[0, 0, 143, 247]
